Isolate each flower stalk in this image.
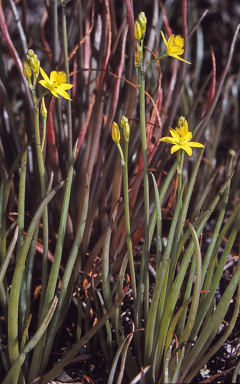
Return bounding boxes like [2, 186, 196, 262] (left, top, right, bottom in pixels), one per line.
[111, 118, 136, 302]
[120, 117, 136, 302]
[40, 97, 47, 152]
[61, 0, 72, 162]
[22, 49, 74, 377]
[111, 122, 125, 166]
[23, 52, 49, 320]
[134, 13, 150, 327]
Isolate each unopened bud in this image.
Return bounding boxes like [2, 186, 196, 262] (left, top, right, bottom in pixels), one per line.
[26, 49, 40, 76]
[177, 116, 186, 127]
[30, 55, 40, 75]
[134, 21, 142, 40]
[120, 116, 130, 142]
[40, 97, 47, 118]
[229, 149, 236, 157]
[112, 122, 120, 143]
[23, 60, 31, 79]
[138, 12, 147, 35]
[26, 49, 34, 61]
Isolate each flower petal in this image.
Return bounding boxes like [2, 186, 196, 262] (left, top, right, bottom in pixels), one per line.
[57, 83, 73, 91]
[56, 88, 72, 100]
[50, 71, 58, 83]
[39, 80, 49, 89]
[188, 142, 204, 148]
[160, 136, 178, 144]
[51, 90, 59, 98]
[169, 128, 180, 141]
[167, 34, 175, 53]
[161, 31, 168, 47]
[170, 55, 191, 64]
[170, 47, 184, 55]
[171, 144, 180, 154]
[181, 144, 192, 156]
[182, 132, 192, 142]
[40, 67, 50, 82]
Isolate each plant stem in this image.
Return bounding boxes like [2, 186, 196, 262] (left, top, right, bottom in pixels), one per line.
[138, 69, 150, 322]
[177, 149, 184, 202]
[61, 0, 72, 163]
[31, 89, 49, 320]
[123, 140, 136, 302]
[17, 134, 28, 339]
[148, 53, 168, 66]
[52, 0, 58, 69]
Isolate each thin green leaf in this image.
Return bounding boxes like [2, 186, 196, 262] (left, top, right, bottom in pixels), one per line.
[3, 296, 58, 384]
[7, 181, 64, 366]
[41, 287, 129, 384]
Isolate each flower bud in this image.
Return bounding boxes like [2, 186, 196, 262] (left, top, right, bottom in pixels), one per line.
[30, 55, 40, 75]
[176, 116, 188, 136]
[40, 97, 47, 118]
[229, 149, 236, 158]
[120, 116, 130, 142]
[26, 49, 40, 76]
[134, 20, 142, 40]
[138, 12, 147, 35]
[26, 49, 34, 61]
[177, 116, 186, 127]
[112, 122, 120, 143]
[22, 60, 31, 79]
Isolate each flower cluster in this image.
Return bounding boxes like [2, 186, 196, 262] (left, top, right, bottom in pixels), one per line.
[23, 49, 73, 101]
[26, 49, 40, 76]
[134, 12, 147, 41]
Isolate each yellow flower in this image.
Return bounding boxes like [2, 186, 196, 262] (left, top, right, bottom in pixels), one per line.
[160, 118, 204, 156]
[161, 31, 191, 64]
[39, 68, 73, 100]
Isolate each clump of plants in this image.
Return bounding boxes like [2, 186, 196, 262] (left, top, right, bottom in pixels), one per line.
[0, 0, 240, 383]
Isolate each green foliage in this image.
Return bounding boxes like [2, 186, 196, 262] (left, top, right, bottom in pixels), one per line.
[0, 0, 240, 383]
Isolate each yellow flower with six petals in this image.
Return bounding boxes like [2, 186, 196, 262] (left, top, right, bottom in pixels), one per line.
[161, 31, 191, 64]
[39, 68, 73, 100]
[160, 118, 204, 156]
